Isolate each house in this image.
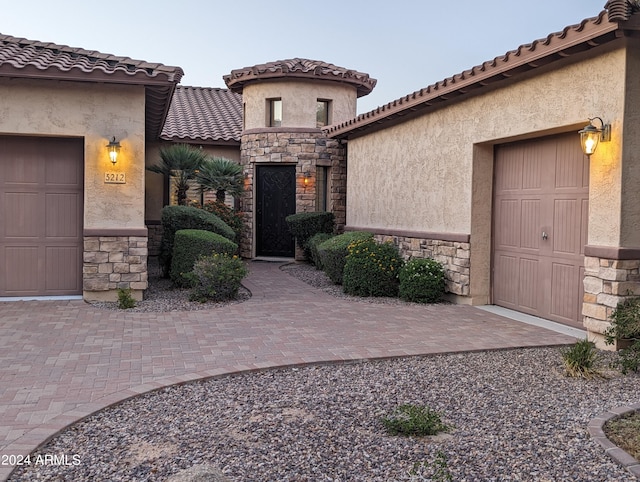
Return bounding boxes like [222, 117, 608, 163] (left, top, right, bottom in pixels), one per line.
[324, 0, 640, 345]
[0, 35, 182, 301]
[2, 1, 638, 346]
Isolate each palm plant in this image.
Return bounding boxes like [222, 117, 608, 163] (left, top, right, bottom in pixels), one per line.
[195, 157, 244, 202]
[147, 144, 207, 206]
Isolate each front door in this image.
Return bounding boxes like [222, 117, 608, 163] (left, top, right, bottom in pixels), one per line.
[256, 165, 296, 257]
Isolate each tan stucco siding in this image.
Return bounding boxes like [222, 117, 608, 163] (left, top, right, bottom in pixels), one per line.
[242, 80, 357, 130]
[346, 48, 627, 244]
[0, 79, 147, 230]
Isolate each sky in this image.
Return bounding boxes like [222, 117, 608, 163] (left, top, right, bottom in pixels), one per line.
[2, 0, 607, 114]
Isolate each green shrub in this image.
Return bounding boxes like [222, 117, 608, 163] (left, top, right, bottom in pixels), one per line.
[306, 232, 334, 269]
[343, 238, 404, 297]
[317, 231, 373, 284]
[562, 339, 602, 378]
[605, 297, 640, 373]
[202, 200, 244, 245]
[398, 258, 446, 303]
[160, 205, 235, 277]
[286, 212, 335, 259]
[382, 404, 451, 437]
[117, 288, 136, 309]
[188, 253, 248, 302]
[170, 229, 238, 287]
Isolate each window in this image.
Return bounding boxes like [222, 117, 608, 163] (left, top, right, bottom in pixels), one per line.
[268, 98, 282, 127]
[316, 100, 331, 127]
[316, 166, 329, 211]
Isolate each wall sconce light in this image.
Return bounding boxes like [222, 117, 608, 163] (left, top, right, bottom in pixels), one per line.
[303, 172, 310, 186]
[107, 136, 121, 164]
[578, 117, 611, 157]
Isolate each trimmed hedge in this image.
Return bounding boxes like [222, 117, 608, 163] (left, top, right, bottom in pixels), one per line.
[189, 253, 248, 302]
[159, 205, 235, 277]
[343, 238, 404, 297]
[286, 212, 335, 259]
[202, 200, 244, 245]
[398, 258, 446, 303]
[317, 231, 373, 284]
[306, 232, 334, 269]
[170, 229, 238, 287]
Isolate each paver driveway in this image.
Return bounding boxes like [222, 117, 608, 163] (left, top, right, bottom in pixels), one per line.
[0, 261, 578, 480]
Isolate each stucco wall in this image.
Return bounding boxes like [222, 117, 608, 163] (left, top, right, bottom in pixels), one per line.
[242, 80, 358, 130]
[0, 78, 147, 230]
[346, 48, 626, 244]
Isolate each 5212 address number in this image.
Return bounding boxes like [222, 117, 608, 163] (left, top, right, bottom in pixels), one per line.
[104, 172, 126, 184]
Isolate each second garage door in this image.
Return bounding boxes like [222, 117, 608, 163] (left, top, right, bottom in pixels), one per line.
[0, 136, 84, 297]
[492, 132, 588, 327]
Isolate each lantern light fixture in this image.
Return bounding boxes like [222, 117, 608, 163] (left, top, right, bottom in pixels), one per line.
[107, 137, 121, 164]
[578, 117, 611, 157]
[303, 172, 310, 186]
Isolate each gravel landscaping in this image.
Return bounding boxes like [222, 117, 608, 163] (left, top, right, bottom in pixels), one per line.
[10, 261, 640, 481]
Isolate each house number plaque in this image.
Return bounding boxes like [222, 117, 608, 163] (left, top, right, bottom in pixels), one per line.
[104, 172, 126, 184]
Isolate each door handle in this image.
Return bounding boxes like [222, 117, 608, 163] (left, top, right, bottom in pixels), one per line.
[542, 231, 548, 240]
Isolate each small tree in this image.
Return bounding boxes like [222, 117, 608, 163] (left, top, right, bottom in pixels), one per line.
[147, 144, 207, 206]
[196, 157, 244, 203]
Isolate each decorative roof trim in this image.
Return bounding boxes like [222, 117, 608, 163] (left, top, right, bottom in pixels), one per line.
[224, 58, 376, 97]
[0, 34, 184, 139]
[325, 11, 622, 139]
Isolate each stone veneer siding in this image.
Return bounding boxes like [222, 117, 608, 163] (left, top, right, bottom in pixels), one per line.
[349, 228, 471, 298]
[146, 222, 163, 257]
[583, 247, 640, 349]
[240, 128, 346, 259]
[83, 233, 148, 301]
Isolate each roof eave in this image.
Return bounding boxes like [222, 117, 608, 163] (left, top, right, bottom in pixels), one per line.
[326, 12, 620, 140]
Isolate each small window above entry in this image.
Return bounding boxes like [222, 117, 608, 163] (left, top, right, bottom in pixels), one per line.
[316, 99, 331, 128]
[268, 98, 282, 127]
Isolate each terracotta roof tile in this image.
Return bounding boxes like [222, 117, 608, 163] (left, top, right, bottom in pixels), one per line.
[0, 34, 183, 82]
[0, 34, 184, 139]
[161, 86, 242, 144]
[224, 58, 376, 97]
[325, 9, 624, 139]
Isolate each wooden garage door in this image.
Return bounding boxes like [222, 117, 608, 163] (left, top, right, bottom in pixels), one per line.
[0, 136, 83, 297]
[492, 132, 588, 327]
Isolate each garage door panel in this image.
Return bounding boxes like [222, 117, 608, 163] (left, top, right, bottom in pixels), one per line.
[553, 199, 578, 255]
[519, 258, 540, 310]
[46, 246, 82, 292]
[496, 199, 520, 248]
[550, 262, 579, 321]
[494, 255, 518, 305]
[521, 200, 541, 250]
[3, 246, 40, 292]
[522, 141, 549, 190]
[46, 153, 83, 185]
[494, 145, 523, 191]
[555, 136, 589, 189]
[4, 192, 39, 237]
[45, 193, 82, 238]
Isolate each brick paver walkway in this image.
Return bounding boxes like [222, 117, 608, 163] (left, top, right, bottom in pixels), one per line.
[0, 261, 577, 480]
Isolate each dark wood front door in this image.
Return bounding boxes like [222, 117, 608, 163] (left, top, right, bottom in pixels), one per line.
[256, 165, 296, 257]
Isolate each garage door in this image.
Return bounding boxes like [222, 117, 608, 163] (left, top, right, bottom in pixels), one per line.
[0, 136, 83, 297]
[492, 132, 588, 327]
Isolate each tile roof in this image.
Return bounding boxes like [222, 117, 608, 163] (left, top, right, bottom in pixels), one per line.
[160, 86, 242, 144]
[325, 8, 625, 139]
[224, 58, 376, 98]
[0, 34, 184, 139]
